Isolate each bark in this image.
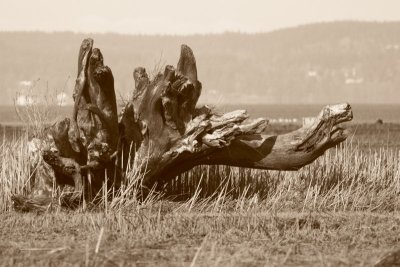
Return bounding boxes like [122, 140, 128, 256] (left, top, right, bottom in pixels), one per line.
[120, 45, 352, 189]
[12, 39, 353, 211]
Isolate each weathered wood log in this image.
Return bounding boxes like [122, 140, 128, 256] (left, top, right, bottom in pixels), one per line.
[12, 136, 82, 212]
[13, 39, 120, 211]
[83, 45, 120, 193]
[72, 38, 93, 152]
[13, 39, 353, 211]
[120, 45, 353, 189]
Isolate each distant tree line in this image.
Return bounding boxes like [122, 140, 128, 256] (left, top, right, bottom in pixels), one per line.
[0, 21, 399, 105]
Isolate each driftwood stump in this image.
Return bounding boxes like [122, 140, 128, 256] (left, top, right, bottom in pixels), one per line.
[12, 39, 353, 211]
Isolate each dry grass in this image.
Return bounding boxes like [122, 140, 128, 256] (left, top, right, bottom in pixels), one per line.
[0, 122, 399, 266]
[1, 210, 400, 266]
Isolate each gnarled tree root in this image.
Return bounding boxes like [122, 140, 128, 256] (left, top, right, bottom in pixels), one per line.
[13, 39, 353, 212]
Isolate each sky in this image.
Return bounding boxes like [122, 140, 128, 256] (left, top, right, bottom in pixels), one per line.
[1, 0, 400, 34]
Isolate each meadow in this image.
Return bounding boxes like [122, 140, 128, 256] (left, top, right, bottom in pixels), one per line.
[0, 115, 400, 266]
[3, 22, 400, 266]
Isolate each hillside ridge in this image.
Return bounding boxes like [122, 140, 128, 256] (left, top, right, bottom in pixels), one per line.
[1, 21, 399, 105]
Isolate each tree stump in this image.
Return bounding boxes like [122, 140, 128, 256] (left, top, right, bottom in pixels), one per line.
[12, 39, 353, 211]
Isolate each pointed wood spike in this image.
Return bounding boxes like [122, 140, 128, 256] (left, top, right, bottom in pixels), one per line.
[76, 38, 93, 76]
[89, 48, 104, 66]
[133, 67, 149, 91]
[177, 44, 197, 83]
[133, 67, 147, 84]
[72, 38, 93, 153]
[163, 65, 175, 82]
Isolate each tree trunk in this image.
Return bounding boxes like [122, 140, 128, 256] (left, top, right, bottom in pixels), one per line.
[12, 39, 353, 211]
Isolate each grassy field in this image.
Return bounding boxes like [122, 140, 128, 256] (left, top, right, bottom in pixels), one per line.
[1, 211, 400, 266]
[0, 122, 399, 266]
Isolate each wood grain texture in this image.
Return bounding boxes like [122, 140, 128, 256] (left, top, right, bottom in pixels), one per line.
[13, 39, 353, 211]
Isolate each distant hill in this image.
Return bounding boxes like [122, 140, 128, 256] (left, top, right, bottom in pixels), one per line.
[1, 21, 400, 105]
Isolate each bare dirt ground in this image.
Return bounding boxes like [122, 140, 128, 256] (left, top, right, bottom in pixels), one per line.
[1, 123, 399, 266]
[1, 208, 400, 266]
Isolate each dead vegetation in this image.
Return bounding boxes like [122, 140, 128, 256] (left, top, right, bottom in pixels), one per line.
[0, 120, 399, 266]
[1, 38, 399, 266]
[11, 38, 353, 211]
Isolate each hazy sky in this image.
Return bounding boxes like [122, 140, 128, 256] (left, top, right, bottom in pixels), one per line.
[1, 0, 400, 34]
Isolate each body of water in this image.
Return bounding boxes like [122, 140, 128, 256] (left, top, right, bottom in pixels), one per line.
[218, 104, 400, 123]
[0, 104, 398, 125]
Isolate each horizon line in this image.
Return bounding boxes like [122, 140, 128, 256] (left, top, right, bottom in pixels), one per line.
[1, 19, 399, 37]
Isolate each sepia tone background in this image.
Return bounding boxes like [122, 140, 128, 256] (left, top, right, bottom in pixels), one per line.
[1, 2, 400, 266]
[0, 0, 399, 119]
